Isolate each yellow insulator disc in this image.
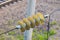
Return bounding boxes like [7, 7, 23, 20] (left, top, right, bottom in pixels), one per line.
[23, 18, 31, 30]
[28, 16, 35, 28]
[36, 12, 44, 25]
[40, 19, 44, 25]
[32, 15, 40, 26]
[36, 12, 44, 20]
[17, 21, 26, 32]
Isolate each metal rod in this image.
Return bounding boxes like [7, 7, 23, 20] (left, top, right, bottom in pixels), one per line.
[24, 0, 36, 40]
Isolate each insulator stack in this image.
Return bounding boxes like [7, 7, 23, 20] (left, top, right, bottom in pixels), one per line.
[17, 13, 45, 32]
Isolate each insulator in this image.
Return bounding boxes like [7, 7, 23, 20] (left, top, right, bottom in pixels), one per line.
[17, 12, 45, 32]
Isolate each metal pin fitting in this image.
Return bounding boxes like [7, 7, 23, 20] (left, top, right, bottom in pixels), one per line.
[44, 14, 49, 18]
[16, 25, 21, 29]
[23, 18, 31, 30]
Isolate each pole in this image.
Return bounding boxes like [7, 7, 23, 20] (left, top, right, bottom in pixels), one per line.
[24, 0, 36, 40]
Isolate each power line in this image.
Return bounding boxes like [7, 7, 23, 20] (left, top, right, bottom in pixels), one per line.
[0, 28, 18, 35]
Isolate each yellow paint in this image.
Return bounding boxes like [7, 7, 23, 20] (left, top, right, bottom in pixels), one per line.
[36, 12, 44, 25]
[23, 18, 31, 30]
[28, 16, 35, 28]
[32, 15, 40, 26]
[17, 21, 25, 32]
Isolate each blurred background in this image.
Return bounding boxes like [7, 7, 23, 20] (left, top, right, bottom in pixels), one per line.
[0, 0, 60, 40]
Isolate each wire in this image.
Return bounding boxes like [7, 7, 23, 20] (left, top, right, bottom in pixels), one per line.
[47, 15, 50, 40]
[0, 25, 21, 36]
[47, 22, 50, 40]
[0, 28, 17, 35]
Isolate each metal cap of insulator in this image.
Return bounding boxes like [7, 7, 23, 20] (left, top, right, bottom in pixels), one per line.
[36, 13, 44, 25]
[17, 21, 26, 32]
[32, 15, 40, 26]
[28, 16, 35, 28]
[23, 18, 31, 30]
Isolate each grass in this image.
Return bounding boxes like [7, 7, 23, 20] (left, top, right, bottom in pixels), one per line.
[50, 21, 57, 26]
[0, 29, 56, 40]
